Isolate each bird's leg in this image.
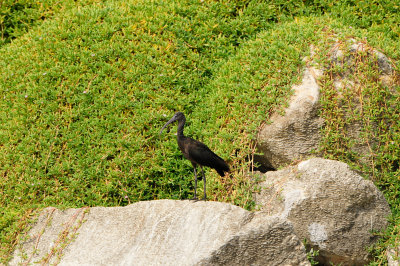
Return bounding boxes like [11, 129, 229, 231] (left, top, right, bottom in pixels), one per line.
[191, 165, 198, 201]
[200, 166, 206, 201]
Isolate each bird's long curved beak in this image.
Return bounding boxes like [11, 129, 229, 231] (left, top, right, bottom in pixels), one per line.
[159, 116, 177, 135]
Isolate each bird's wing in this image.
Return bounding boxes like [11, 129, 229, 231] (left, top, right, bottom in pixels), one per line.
[187, 141, 215, 165]
[187, 139, 229, 175]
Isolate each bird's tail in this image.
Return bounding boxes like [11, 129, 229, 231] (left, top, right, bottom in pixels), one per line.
[197, 149, 230, 177]
[215, 160, 230, 177]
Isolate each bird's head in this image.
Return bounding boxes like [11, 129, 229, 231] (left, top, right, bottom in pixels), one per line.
[159, 112, 185, 135]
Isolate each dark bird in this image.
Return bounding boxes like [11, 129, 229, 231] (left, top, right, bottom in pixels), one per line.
[159, 112, 230, 201]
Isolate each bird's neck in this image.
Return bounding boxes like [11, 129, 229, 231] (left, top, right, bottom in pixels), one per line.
[177, 118, 186, 138]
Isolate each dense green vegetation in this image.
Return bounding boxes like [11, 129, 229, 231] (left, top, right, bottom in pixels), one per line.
[1, 0, 399, 264]
[0, 0, 103, 46]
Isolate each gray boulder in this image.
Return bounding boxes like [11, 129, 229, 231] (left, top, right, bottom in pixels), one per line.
[254, 158, 391, 265]
[10, 200, 310, 266]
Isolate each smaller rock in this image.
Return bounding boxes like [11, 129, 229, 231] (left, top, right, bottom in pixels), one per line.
[254, 158, 391, 265]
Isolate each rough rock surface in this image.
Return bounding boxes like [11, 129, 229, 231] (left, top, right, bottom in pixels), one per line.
[256, 40, 396, 169]
[10, 200, 310, 266]
[254, 158, 391, 265]
[387, 246, 400, 266]
[256, 62, 323, 169]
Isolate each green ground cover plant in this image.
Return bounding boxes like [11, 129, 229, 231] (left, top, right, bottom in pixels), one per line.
[0, 0, 399, 264]
[0, 0, 103, 46]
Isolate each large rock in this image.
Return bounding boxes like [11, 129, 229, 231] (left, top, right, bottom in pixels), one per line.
[254, 158, 391, 265]
[10, 200, 310, 266]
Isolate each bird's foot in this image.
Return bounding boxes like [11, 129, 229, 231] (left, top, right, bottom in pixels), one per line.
[190, 197, 199, 201]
